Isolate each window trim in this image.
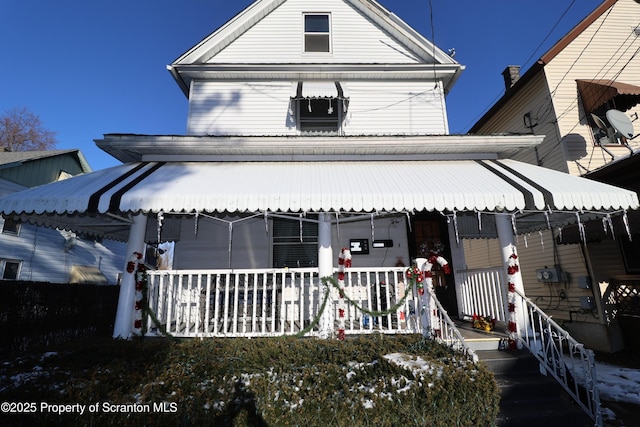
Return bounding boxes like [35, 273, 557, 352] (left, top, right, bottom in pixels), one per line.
[1, 259, 21, 280]
[271, 216, 319, 269]
[1, 217, 21, 236]
[303, 13, 332, 53]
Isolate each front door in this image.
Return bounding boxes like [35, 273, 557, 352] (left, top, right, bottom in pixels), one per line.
[408, 213, 458, 318]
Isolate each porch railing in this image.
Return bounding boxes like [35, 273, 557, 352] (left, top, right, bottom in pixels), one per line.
[145, 267, 429, 338]
[517, 288, 603, 427]
[457, 267, 507, 322]
[145, 267, 475, 358]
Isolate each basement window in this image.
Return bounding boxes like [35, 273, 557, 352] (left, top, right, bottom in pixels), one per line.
[304, 14, 331, 53]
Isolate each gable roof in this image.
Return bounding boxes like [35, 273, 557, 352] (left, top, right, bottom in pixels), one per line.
[470, 0, 618, 133]
[168, 0, 463, 95]
[0, 149, 92, 172]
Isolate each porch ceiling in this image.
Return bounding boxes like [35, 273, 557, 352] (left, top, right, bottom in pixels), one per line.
[0, 159, 636, 241]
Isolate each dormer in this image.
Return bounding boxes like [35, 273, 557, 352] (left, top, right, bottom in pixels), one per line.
[167, 0, 463, 137]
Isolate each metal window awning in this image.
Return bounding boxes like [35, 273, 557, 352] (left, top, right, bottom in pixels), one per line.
[577, 79, 640, 113]
[0, 159, 637, 241]
[291, 81, 347, 99]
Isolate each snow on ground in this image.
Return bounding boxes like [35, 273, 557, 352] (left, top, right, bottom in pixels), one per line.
[594, 362, 640, 405]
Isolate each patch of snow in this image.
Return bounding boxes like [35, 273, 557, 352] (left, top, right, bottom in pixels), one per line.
[595, 362, 640, 405]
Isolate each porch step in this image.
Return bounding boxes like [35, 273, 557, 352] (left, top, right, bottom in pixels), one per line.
[455, 320, 505, 351]
[477, 349, 593, 427]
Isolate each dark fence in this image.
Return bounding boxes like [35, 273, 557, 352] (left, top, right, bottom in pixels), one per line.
[0, 281, 120, 355]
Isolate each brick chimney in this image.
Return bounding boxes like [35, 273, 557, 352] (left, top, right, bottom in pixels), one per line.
[502, 65, 521, 90]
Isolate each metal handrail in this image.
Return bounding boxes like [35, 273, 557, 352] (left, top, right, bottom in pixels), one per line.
[516, 288, 602, 427]
[427, 287, 478, 362]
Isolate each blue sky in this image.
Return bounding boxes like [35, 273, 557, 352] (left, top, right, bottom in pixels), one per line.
[0, 0, 603, 171]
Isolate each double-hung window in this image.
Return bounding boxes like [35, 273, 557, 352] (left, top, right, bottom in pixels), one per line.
[272, 217, 318, 268]
[304, 14, 331, 53]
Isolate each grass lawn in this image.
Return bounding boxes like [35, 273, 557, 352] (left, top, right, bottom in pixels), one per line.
[0, 334, 499, 426]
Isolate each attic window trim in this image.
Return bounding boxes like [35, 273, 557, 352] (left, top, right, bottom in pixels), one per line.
[304, 13, 332, 53]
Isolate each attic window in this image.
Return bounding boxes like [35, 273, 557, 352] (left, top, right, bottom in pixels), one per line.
[304, 14, 331, 52]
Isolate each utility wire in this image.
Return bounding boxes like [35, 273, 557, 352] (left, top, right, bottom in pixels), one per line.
[522, 0, 576, 72]
[463, 0, 581, 132]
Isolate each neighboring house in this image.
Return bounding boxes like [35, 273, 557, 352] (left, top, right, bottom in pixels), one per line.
[0, 0, 636, 356]
[0, 150, 125, 284]
[468, 0, 640, 351]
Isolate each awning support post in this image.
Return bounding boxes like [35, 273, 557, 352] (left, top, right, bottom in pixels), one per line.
[317, 212, 334, 338]
[496, 214, 527, 347]
[113, 214, 148, 339]
[447, 221, 467, 320]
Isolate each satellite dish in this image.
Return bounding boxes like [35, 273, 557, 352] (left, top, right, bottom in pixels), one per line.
[590, 113, 607, 131]
[606, 109, 634, 139]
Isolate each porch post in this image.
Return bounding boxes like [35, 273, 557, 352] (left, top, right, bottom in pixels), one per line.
[447, 222, 467, 320]
[495, 214, 526, 345]
[113, 214, 148, 339]
[317, 212, 334, 338]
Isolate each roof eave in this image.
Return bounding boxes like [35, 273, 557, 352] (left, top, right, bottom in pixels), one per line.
[95, 134, 544, 163]
[168, 63, 464, 98]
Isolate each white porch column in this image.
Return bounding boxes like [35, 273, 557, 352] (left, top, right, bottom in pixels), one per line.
[495, 214, 526, 344]
[317, 212, 334, 338]
[113, 214, 148, 339]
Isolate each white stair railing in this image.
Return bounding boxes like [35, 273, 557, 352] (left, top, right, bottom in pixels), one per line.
[516, 289, 603, 427]
[427, 287, 478, 362]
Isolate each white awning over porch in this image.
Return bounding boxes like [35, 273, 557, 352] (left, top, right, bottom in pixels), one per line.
[0, 159, 637, 240]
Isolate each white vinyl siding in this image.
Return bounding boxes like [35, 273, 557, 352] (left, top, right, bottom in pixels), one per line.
[207, 0, 422, 64]
[0, 224, 124, 284]
[344, 81, 448, 135]
[187, 81, 296, 136]
[188, 81, 448, 136]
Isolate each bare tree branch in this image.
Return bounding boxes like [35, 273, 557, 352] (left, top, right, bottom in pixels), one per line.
[0, 106, 58, 152]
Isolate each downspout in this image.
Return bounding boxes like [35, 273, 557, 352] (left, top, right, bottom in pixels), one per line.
[113, 214, 148, 339]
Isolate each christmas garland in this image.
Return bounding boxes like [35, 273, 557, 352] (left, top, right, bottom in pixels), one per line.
[128, 251, 173, 338]
[405, 252, 452, 295]
[130, 252, 146, 336]
[506, 253, 520, 350]
[404, 252, 451, 337]
[336, 248, 352, 340]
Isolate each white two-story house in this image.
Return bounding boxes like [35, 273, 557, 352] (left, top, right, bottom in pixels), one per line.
[0, 0, 636, 352]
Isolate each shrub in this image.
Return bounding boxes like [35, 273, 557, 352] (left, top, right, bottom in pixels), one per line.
[0, 335, 499, 426]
